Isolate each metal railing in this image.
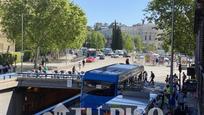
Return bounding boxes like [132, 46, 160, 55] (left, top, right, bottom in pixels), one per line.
[0, 73, 17, 80]
[17, 72, 84, 80]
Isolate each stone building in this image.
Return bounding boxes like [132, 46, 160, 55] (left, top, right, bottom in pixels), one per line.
[99, 23, 163, 49]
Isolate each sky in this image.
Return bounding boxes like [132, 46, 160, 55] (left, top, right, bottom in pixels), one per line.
[73, 0, 150, 26]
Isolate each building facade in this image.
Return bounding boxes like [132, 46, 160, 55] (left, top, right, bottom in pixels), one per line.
[0, 26, 15, 53]
[195, 0, 204, 115]
[99, 23, 163, 49]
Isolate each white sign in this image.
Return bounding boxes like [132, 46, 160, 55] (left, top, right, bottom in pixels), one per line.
[67, 79, 72, 87]
[96, 85, 102, 89]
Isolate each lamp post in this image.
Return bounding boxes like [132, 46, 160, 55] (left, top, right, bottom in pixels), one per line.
[21, 14, 24, 73]
[170, 0, 175, 113]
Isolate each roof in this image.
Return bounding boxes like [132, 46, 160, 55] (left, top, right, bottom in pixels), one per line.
[101, 95, 148, 114]
[83, 64, 142, 83]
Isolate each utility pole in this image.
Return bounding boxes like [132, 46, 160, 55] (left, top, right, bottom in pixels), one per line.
[170, 0, 175, 113]
[21, 14, 24, 73]
[170, 0, 175, 93]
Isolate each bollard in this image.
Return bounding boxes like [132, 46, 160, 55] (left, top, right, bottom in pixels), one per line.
[9, 75, 11, 79]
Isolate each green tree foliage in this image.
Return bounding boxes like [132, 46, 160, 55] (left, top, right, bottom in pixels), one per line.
[0, 0, 87, 68]
[86, 31, 106, 49]
[0, 53, 16, 65]
[133, 35, 144, 51]
[145, 0, 195, 56]
[122, 34, 134, 52]
[161, 34, 170, 53]
[111, 21, 123, 50]
[144, 43, 156, 52]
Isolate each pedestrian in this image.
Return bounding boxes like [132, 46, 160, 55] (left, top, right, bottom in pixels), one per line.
[72, 66, 76, 74]
[43, 65, 48, 74]
[41, 57, 45, 66]
[39, 64, 42, 72]
[150, 71, 155, 85]
[164, 85, 171, 101]
[82, 60, 85, 67]
[156, 58, 159, 65]
[182, 72, 187, 85]
[138, 72, 143, 81]
[165, 75, 169, 83]
[126, 58, 130, 64]
[177, 91, 185, 110]
[143, 71, 148, 82]
[174, 73, 178, 79]
[78, 62, 82, 71]
[169, 92, 176, 109]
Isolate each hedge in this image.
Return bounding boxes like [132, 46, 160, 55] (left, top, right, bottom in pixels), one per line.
[23, 50, 32, 62]
[10, 52, 22, 63]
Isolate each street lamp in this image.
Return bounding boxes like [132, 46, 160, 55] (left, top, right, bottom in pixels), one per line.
[170, 0, 175, 113]
[21, 14, 24, 73]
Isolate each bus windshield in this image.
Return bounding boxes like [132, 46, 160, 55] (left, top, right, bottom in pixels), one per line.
[83, 80, 116, 96]
[87, 48, 96, 57]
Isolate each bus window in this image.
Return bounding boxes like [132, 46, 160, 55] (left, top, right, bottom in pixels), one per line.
[83, 80, 116, 96]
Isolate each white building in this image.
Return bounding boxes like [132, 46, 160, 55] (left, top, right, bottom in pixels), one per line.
[99, 23, 163, 50]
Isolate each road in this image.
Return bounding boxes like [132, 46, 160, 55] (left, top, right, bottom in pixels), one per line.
[57, 56, 183, 83]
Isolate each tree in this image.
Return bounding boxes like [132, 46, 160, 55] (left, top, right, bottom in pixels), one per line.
[145, 0, 195, 56]
[86, 31, 106, 49]
[111, 21, 123, 50]
[133, 35, 144, 51]
[94, 22, 103, 31]
[123, 34, 134, 52]
[161, 33, 170, 53]
[144, 43, 156, 52]
[0, 0, 87, 68]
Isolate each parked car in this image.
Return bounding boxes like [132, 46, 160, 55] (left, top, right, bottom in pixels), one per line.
[99, 54, 105, 60]
[123, 52, 131, 57]
[107, 52, 114, 56]
[115, 50, 124, 56]
[182, 79, 197, 92]
[104, 48, 113, 56]
[111, 54, 119, 58]
[86, 57, 96, 63]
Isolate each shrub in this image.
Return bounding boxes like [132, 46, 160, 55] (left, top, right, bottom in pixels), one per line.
[0, 53, 16, 65]
[10, 52, 22, 63]
[23, 50, 32, 62]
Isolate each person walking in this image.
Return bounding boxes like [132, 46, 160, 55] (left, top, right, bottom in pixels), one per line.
[143, 71, 148, 82]
[82, 60, 85, 67]
[182, 72, 187, 85]
[138, 72, 143, 81]
[78, 62, 82, 71]
[150, 71, 155, 85]
[72, 66, 76, 74]
[165, 75, 169, 83]
[126, 58, 130, 64]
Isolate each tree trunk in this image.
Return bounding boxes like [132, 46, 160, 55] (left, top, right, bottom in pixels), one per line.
[34, 46, 40, 69]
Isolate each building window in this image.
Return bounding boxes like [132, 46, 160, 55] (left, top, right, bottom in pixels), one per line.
[145, 36, 147, 40]
[149, 35, 151, 40]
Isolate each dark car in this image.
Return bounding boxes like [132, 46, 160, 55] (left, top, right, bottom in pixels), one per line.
[123, 52, 131, 57]
[182, 79, 197, 92]
[99, 54, 105, 60]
